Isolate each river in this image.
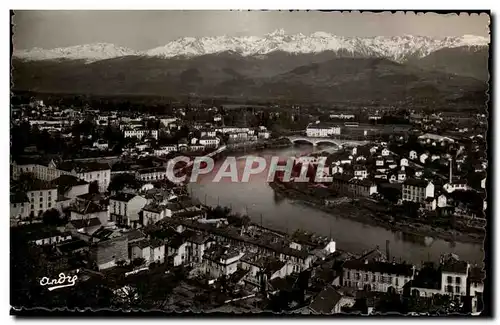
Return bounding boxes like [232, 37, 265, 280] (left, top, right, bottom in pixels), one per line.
[187, 144, 484, 265]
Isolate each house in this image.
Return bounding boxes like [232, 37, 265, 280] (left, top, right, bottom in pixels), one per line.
[136, 167, 167, 182]
[420, 153, 429, 164]
[10, 192, 30, 221]
[90, 235, 129, 270]
[203, 245, 245, 279]
[440, 255, 469, 297]
[424, 197, 437, 211]
[57, 161, 111, 193]
[51, 175, 89, 200]
[409, 150, 418, 160]
[407, 263, 442, 298]
[400, 158, 409, 167]
[397, 169, 407, 183]
[257, 130, 271, 139]
[93, 139, 109, 150]
[154, 145, 178, 156]
[199, 136, 220, 148]
[68, 200, 109, 225]
[185, 233, 215, 265]
[331, 165, 344, 175]
[130, 239, 152, 264]
[308, 286, 355, 314]
[437, 193, 451, 208]
[66, 217, 102, 237]
[381, 148, 390, 157]
[109, 192, 148, 228]
[200, 129, 216, 137]
[165, 234, 189, 267]
[150, 239, 166, 264]
[342, 259, 415, 293]
[353, 165, 368, 180]
[306, 123, 341, 137]
[375, 158, 385, 167]
[141, 203, 170, 227]
[25, 180, 58, 218]
[402, 179, 434, 203]
[468, 266, 484, 314]
[123, 128, 159, 140]
[443, 181, 469, 193]
[22, 224, 73, 246]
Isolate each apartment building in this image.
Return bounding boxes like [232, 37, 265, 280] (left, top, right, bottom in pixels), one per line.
[123, 128, 159, 140]
[25, 180, 58, 218]
[109, 192, 148, 228]
[402, 179, 435, 203]
[342, 259, 416, 293]
[306, 123, 341, 137]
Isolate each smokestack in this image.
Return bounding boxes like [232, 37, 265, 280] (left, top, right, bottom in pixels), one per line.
[386, 240, 390, 261]
[449, 158, 453, 184]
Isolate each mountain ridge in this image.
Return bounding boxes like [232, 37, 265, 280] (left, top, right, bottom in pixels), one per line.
[13, 31, 489, 62]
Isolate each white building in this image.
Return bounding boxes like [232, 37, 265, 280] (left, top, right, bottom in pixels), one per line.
[199, 136, 220, 148]
[343, 259, 415, 293]
[306, 123, 341, 137]
[136, 167, 167, 182]
[57, 161, 111, 193]
[203, 245, 245, 279]
[141, 204, 170, 227]
[154, 145, 177, 156]
[109, 192, 148, 228]
[25, 181, 58, 218]
[124, 129, 159, 140]
[402, 179, 435, 203]
[441, 257, 469, 297]
[51, 175, 89, 200]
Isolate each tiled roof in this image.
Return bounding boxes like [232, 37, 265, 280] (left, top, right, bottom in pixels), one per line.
[69, 217, 102, 229]
[309, 286, 343, 314]
[343, 259, 414, 276]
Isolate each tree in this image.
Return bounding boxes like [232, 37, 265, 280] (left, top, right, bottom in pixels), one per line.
[42, 208, 66, 226]
[132, 258, 146, 268]
[89, 180, 100, 194]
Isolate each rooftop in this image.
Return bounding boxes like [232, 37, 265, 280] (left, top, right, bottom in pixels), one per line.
[343, 259, 414, 277]
[109, 192, 137, 202]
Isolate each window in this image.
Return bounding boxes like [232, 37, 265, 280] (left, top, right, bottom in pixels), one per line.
[446, 285, 453, 293]
[447, 276, 452, 284]
[455, 277, 461, 285]
[373, 275, 376, 282]
[365, 274, 368, 281]
[31, 204, 34, 210]
[48, 203, 51, 208]
[39, 203, 42, 208]
[40, 197, 43, 202]
[356, 272, 360, 280]
[455, 286, 460, 294]
[395, 278, 399, 286]
[39, 192, 42, 196]
[31, 193, 34, 197]
[346, 271, 350, 280]
[13, 203, 16, 208]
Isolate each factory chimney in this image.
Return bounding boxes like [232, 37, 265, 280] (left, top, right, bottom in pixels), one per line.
[386, 240, 390, 262]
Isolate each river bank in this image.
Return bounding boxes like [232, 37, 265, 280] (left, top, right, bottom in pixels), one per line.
[269, 181, 485, 245]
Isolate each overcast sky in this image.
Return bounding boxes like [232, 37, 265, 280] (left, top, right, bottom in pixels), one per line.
[13, 10, 490, 50]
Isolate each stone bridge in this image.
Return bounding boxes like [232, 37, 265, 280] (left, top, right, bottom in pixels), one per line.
[284, 135, 369, 148]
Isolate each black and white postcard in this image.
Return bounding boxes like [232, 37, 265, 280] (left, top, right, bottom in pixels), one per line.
[9, 9, 491, 316]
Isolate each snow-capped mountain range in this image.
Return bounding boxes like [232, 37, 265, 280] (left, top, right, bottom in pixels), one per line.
[14, 29, 489, 63]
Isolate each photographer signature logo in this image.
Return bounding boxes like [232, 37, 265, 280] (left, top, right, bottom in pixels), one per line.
[39, 272, 78, 291]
